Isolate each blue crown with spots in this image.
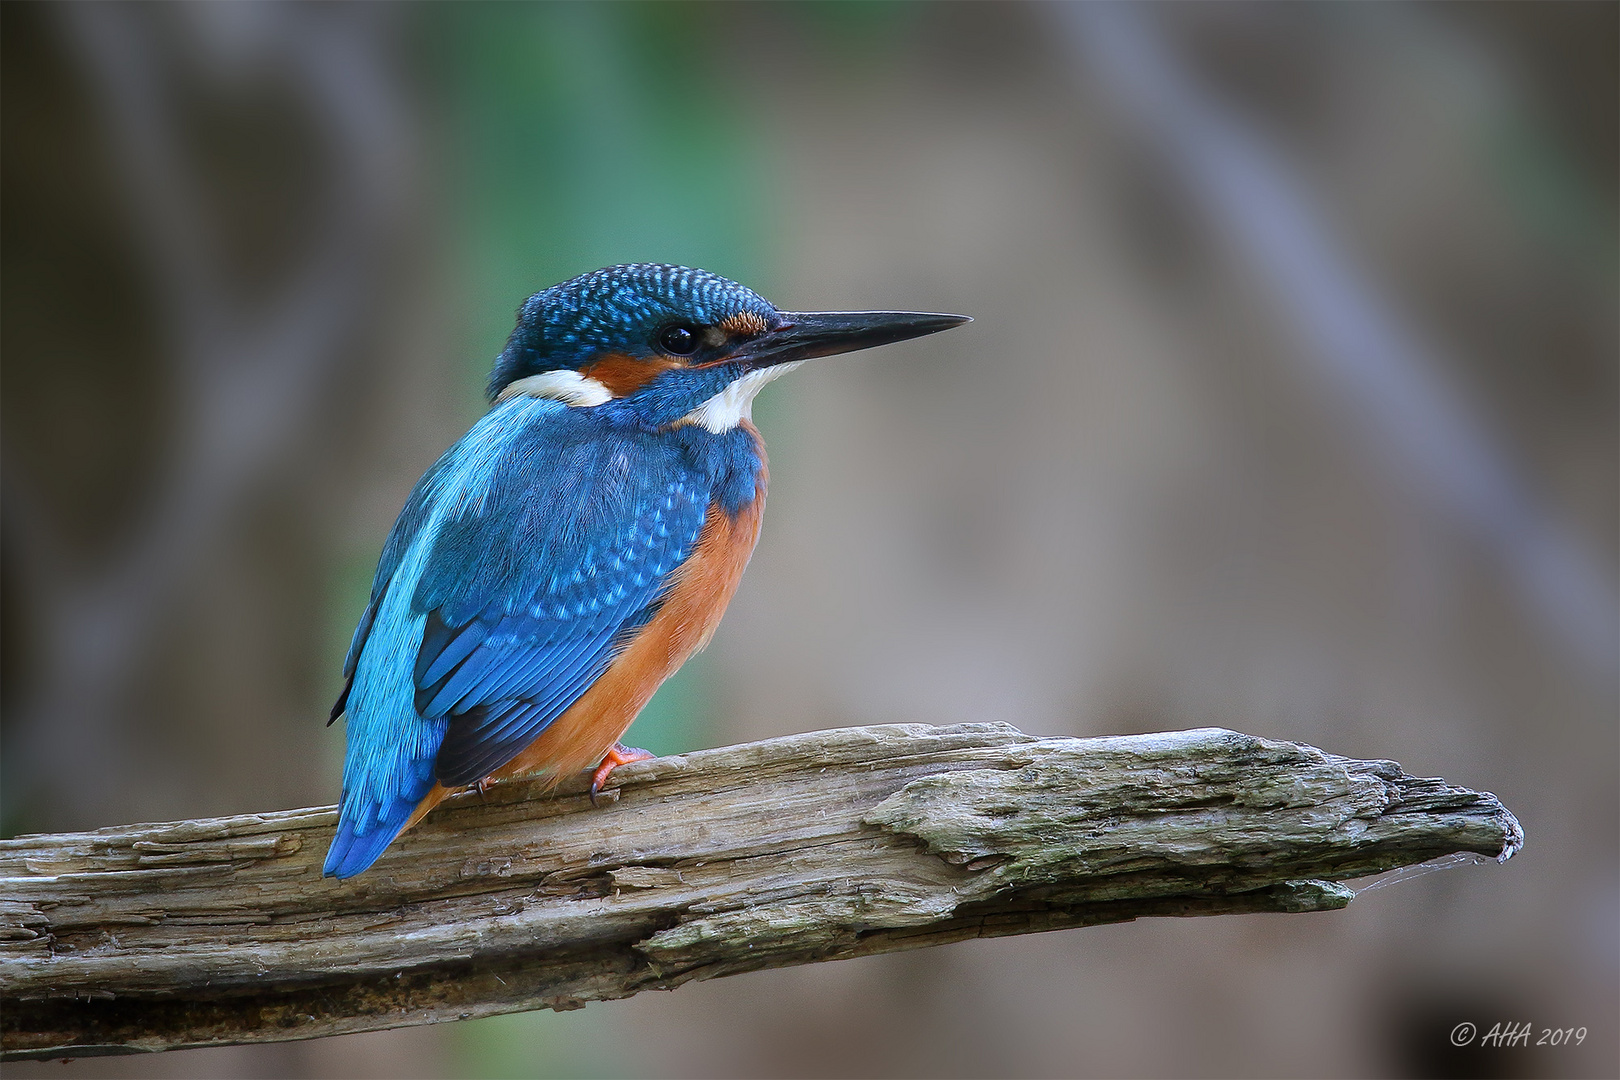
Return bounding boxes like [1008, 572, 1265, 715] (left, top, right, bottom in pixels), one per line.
[487, 263, 778, 399]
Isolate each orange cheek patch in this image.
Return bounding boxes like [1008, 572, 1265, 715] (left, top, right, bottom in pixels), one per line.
[720, 311, 770, 337]
[581, 353, 682, 396]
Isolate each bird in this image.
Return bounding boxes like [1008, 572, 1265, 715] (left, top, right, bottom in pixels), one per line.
[323, 263, 968, 878]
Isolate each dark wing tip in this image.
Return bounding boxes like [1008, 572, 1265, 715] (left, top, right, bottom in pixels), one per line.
[327, 681, 351, 726]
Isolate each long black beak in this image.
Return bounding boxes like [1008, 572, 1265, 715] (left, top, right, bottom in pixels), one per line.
[740, 310, 970, 369]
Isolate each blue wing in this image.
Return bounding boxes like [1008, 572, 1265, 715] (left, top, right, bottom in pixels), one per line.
[411, 438, 710, 785]
[324, 401, 709, 878]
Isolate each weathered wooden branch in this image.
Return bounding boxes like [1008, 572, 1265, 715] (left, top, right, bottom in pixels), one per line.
[2, 724, 1522, 1060]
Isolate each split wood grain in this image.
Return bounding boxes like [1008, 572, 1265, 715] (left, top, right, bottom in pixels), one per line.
[0, 723, 1523, 1060]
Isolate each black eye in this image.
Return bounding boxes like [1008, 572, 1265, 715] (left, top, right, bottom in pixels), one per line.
[658, 324, 700, 355]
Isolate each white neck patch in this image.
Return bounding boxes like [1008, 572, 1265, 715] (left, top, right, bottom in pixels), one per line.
[679, 362, 804, 433]
[498, 369, 613, 407]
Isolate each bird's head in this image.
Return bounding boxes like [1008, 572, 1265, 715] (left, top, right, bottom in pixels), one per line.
[488, 263, 968, 431]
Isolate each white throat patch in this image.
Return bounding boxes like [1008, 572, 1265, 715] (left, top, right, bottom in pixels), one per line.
[679, 362, 804, 433]
[498, 369, 613, 407]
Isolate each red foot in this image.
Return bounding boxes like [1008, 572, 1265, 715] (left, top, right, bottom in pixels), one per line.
[473, 776, 496, 802]
[590, 743, 655, 804]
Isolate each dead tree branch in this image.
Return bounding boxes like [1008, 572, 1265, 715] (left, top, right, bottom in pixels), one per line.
[1, 724, 1523, 1060]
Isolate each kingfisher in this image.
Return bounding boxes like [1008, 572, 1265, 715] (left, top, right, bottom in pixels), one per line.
[323, 263, 967, 878]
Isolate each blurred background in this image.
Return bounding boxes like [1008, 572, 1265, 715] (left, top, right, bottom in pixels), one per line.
[3, 2, 1614, 1077]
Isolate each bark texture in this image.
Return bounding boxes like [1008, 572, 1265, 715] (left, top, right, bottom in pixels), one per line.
[1, 723, 1523, 1059]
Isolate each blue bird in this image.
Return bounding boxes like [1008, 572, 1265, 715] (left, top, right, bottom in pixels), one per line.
[323, 263, 967, 878]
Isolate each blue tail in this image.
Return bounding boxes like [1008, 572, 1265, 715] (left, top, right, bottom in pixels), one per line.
[323, 789, 426, 879]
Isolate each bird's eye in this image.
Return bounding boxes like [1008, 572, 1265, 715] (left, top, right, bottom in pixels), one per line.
[658, 324, 700, 356]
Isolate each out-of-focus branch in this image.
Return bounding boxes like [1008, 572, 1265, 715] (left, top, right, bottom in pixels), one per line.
[4, 4, 416, 826]
[1, 724, 1523, 1060]
[1061, 3, 1619, 686]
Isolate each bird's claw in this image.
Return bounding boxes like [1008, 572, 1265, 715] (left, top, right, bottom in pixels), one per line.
[589, 744, 655, 805]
